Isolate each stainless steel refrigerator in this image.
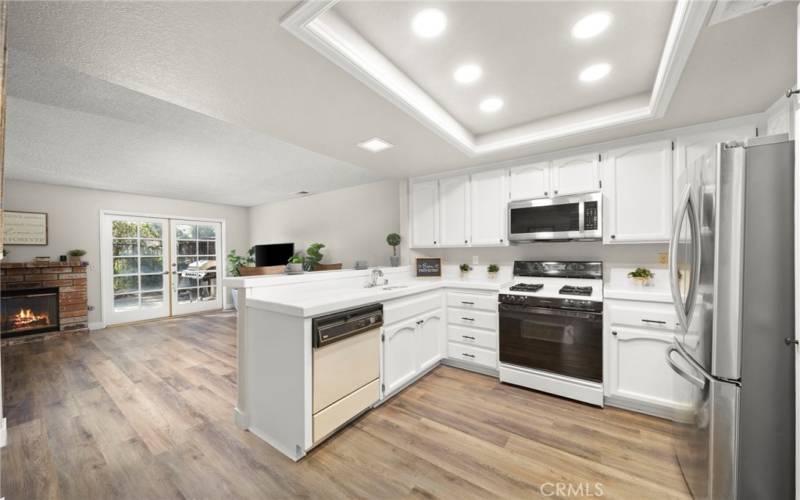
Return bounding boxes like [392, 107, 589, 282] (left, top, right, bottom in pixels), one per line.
[665, 134, 795, 499]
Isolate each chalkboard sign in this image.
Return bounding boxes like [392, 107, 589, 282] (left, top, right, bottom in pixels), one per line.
[416, 258, 441, 277]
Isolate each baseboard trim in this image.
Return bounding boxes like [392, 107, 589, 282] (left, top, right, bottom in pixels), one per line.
[604, 394, 692, 423]
[88, 321, 106, 331]
[233, 407, 248, 429]
[247, 425, 305, 462]
[441, 358, 499, 378]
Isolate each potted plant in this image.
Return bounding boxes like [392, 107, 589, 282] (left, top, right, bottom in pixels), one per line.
[67, 249, 86, 266]
[227, 248, 255, 277]
[459, 263, 472, 278]
[305, 243, 325, 271]
[628, 267, 655, 286]
[287, 253, 305, 274]
[386, 233, 401, 267]
[487, 264, 499, 279]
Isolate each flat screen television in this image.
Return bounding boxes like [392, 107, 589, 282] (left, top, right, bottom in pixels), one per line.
[254, 243, 295, 267]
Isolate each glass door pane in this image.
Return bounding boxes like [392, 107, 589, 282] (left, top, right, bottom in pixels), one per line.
[171, 220, 222, 315]
[104, 215, 169, 325]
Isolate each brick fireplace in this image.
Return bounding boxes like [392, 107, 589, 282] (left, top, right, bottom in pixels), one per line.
[1, 261, 89, 341]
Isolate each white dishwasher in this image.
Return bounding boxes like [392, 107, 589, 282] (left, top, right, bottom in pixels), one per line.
[312, 303, 382, 444]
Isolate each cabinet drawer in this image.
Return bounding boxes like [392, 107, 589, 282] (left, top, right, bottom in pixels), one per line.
[447, 308, 496, 331]
[447, 342, 497, 369]
[448, 325, 496, 350]
[383, 292, 441, 325]
[447, 291, 498, 312]
[606, 300, 679, 331]
[313, 378, 379, 444]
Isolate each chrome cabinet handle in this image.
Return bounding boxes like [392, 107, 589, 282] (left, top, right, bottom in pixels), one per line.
[462, 353, 475, 358]
[641, 319, 667, 325]
[461, 301, 474, 305]
[611, 331, 618, 336]
[462, 335, 476, 340]
[785, 338, 799, 346]
[461, 317, 475, 321]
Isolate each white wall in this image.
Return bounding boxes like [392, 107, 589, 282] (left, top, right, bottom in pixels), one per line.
[248, 180, 402, 269]
[3, 180, 250, 327]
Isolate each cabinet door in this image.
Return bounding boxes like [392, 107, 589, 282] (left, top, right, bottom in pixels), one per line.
[551, 153, 600, 196]
[606, 325, 692, 411]
[470, 169, 508, 246]
[410, 180, 438, 248]
[383, 319, 418, 396]
[509, 162, 550, 200]
[438, 175, 470, 247]
[603, 140, 673, 243]
[417, 309, 444, 372]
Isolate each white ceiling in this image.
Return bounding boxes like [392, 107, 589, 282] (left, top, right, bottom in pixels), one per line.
[4, 1, 797, 203]
[334, 1, 676, 135]
[5, 51, 379, 207]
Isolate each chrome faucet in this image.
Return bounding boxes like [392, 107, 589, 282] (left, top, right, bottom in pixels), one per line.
[366, 268, 387, 288]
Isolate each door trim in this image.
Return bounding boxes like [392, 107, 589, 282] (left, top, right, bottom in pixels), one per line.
[99, 210, 228, 328]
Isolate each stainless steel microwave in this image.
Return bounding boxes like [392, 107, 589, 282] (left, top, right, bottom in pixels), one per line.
[508, 192, 601, 242]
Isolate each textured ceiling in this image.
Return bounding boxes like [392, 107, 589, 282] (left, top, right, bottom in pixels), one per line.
[334, 1, 676, 135]
[5, 51, 379, 207]
[4, 1, 797, 201]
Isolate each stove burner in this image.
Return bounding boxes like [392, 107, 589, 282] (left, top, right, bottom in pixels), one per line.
[509, 283, 544, 292]
[559, 285, 593, 296]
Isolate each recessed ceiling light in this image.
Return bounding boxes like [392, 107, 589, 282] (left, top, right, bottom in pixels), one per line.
[357, 137, 394, 153]
[479, 97, 504, 113]
[453, 64, 482, 84]
[572, 12, 612, 40]
[579, 63, 611, 82]
[411, 9, 447, 38]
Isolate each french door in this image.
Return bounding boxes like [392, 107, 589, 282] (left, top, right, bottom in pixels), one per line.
[102, 213, 223, 326]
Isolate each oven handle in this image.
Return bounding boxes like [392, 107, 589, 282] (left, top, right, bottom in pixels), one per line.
[499, 303, 601, 320]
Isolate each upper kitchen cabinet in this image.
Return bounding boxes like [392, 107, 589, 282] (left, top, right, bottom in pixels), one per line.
[438, 175, 471, 247]
[470, 169, 508, 246]
[509, 162, 550, 200]
[603, 140, 673, 243]
[410, 180, 439, 248]
[550, 153, 601, 196]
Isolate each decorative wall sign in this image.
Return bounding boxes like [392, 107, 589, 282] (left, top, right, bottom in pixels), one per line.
[415, 257, 441, 277]
[3, 211, 48, 245]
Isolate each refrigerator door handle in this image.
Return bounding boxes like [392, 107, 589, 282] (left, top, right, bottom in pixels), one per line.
[669, 185, 702, 333]
[665, 343, 706, 389]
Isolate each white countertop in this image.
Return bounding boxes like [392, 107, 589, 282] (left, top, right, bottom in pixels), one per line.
[245, 278, 506, 317]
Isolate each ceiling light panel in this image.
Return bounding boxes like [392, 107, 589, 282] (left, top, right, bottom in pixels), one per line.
[357, 137, 394, 152]
[453, 64, 482, 84]
[579, 63, 611, 82]
[572, 12, 612, 39]
[479, 97, 504, 113]
[411, 9, 447, 38]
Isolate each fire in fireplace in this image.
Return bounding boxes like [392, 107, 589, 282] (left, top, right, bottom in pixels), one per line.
[1, 287, 60, 338]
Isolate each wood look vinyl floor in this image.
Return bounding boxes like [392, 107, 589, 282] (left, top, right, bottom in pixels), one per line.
[1, 312, 690, 499]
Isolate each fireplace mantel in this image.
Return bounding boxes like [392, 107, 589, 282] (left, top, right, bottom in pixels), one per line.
[1, 261, 88, 343]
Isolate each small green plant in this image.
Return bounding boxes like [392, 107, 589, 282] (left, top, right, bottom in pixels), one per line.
[487, 264, 499, 273]
[304, 243, 325, 270]
[386, 233, 401, 256]
[67, 249, 86, 257]
[227, 248, 254, 277]
[459, 263, 472, 273]
[288, 253, 305, 264]
[628, 267, 655, 279]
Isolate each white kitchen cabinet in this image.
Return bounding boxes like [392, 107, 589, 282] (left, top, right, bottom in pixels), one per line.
[409, 180, 438, 248]
[382, 318, 418, 396]
[603, 140, 673, 243]
[417, 309, 444, 372]
[438, 175, 470, 247]
[445, 290, 498, 372]
[551, 153, 601, 196]
[509, 162, 550, 200]
[470, 169, 508, 246]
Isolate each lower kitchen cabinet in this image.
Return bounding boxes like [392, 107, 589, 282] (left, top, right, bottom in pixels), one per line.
[604, 299, 693, 419]
[445, 290, 498, 372]
[382, 306, 444, 397]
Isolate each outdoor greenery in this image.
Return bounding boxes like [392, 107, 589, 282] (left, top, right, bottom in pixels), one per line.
[227, 248, 254, 277]
[487, 264, 499, 273]
[386, 233, 401, 256]
[627, 267, 655, 279]
[459, 263, 472, 272]
[304, 243, 325, 270]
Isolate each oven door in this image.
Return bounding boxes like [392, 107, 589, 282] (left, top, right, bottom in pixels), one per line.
[499, 303, 602, 382]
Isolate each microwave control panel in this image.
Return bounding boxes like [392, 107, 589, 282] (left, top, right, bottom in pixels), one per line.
[583, 201, 599, 230]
